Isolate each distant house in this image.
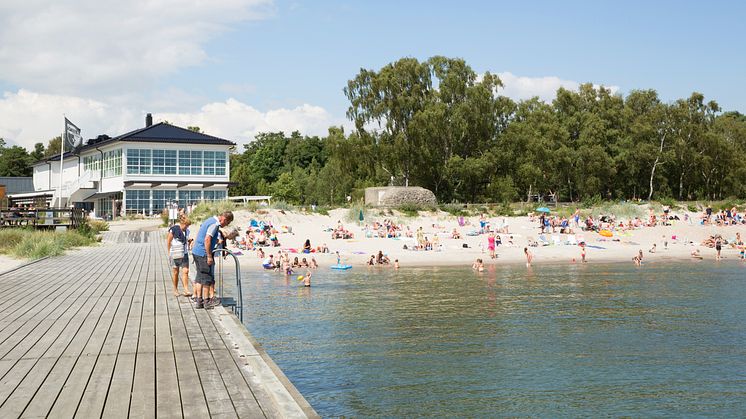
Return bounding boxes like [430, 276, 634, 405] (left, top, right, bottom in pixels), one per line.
[18, 114, 234, 217]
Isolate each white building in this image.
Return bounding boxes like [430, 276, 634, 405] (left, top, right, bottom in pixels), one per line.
[23, 115, 234, 218]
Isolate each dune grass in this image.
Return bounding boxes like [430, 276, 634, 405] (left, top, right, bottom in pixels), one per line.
[0, 226, 100, 260]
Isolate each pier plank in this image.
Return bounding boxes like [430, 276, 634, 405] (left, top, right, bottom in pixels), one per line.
[0, 230, 315, 419]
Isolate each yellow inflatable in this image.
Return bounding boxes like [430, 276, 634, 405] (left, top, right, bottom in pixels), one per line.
[599, 230, 613, 237]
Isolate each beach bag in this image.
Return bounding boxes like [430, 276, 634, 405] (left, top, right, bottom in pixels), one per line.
[170, 238, 185, 259]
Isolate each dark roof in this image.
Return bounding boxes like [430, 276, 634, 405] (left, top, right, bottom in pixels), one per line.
[79, 122, 235, 152]
[0, 177, 34, 194]
[34, 122, 235, 165]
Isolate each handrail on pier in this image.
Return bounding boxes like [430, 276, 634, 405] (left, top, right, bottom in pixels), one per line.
[212, 248, 243, 322]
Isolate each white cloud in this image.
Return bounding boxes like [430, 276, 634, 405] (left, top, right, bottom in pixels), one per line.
[0, 89, 135, 148]
[0, 90, 343, 150]
[496, 72, 619, 102]
[159, 99, 345, 144]
[0, 0, 274, 96]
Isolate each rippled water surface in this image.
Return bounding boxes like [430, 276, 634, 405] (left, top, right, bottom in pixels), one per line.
[241, 262, 746, 417]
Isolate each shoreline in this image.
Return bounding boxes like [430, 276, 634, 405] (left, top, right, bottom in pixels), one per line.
[221, 207, 740, 271]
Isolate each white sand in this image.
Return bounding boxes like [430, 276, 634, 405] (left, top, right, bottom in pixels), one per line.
[0, 254, 27, 273]
[214, 208, 743, 271]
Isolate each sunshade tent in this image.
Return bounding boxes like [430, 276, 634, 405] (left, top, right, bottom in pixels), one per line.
[536, 207, 551, 213]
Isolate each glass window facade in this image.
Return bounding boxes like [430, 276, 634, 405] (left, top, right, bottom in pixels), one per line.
[152, 150, 177, 174]
[125, 190, 151, 213]
[125, 148, 227, 176]
[203, 151, 227, 176]
[203, 190, 227, 201]
[152, 190, 177, 213]
[126, 149, 152, 174]
[179, 150, 203, 175]
[124, 189, 226, 214]
[178, 190, 203, 205]
[103, 149, 122, 177]
[83, 155, 101, 172]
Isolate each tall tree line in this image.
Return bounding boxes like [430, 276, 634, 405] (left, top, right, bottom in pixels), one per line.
[231, 56, 746, 204]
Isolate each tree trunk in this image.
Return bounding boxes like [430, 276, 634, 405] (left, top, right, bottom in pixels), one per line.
[648, 158, 659, 201]
[648, 132, 667, 201]
[678, 171, 685, 200]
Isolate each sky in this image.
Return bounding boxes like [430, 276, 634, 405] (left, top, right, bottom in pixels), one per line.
[0, 0, 744, 150]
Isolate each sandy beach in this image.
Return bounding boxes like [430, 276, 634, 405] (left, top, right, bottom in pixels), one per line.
[221, 207, 743, 271]
[2, 206, 738, 274]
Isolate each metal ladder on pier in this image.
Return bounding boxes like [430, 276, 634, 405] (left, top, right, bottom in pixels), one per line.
[213, 248, 243, 322]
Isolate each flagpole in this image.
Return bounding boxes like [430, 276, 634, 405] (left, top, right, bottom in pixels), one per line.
[59, 117, 65, 208]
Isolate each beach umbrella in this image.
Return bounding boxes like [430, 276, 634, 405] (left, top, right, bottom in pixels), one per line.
[359, 209, 364, 222]
[536, 207, 551, 213]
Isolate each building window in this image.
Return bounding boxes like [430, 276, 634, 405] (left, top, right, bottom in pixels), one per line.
[204, 151, 226, 176]
[152, 190, 177, 213]
[152, 150, 177, 174]
[126, 189, 150, 214]
[179, 150, 202, 175]
[203, 190, 227, 201]
[83, 155, 101, 172]
[97, 198, 112, 218]
[103, 149, 122, 177]
[178, 190, 202, 206]
[126, 149, 152, 174]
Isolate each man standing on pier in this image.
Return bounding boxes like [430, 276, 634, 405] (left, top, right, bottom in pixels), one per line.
[191, 211, 234, 309]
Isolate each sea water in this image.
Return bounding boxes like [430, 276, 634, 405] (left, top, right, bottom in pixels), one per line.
[242, 261, 746, 417]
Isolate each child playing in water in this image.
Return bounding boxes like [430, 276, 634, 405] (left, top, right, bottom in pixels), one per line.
[524, 247, 533, 267]
[472, 258, 484, 272]
[302, 270, 311, 287]
[394, 259, 400, 269]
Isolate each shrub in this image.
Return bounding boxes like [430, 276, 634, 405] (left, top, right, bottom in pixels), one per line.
[160, 208, 170, 226]
[270, 200, 294, 212]
[88, 219, 109, 233]
[589, 202, 644, 219]
[580, 194, 602, 209]
[312, 206, 330, 216]
[346, 201, 369, 223]
[440, 203, 468, 217]
[658, 197, 678, 209]
[7, 230, 97, 260]
[687, 203, 699, 213]
[189, 200, 237, 223]
[397, 203, 421, 217]
[0, 229, 27, 254]
[494, 202, 514, 216]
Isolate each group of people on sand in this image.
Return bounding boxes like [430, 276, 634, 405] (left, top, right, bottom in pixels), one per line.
[166, 211, 236, 309]
[331, 221, 354, 239]
[702, 205, 746, 226]
[364, 219, 409, 238]
[238, 221, 282, 249]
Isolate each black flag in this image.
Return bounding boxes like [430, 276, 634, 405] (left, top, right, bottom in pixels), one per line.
[64, 118, 83, 153]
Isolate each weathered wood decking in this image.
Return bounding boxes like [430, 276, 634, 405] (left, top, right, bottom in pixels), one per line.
[0, 231, 317, 418]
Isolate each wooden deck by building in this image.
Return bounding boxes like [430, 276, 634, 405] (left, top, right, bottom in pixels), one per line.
[0, 231, 318, 418]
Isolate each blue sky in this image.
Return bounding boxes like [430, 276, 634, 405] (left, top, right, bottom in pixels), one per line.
[0, 0, 744, 148]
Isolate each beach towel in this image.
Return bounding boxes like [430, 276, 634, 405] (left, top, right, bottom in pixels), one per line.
[586, 245, 606, 250]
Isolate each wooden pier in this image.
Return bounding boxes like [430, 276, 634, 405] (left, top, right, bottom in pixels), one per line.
[0, 231, 317, 418]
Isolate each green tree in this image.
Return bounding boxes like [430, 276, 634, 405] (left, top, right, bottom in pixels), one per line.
[43, 136, 62, 158]
[0, 146, 33, 176]
[30, 142, 45, 161]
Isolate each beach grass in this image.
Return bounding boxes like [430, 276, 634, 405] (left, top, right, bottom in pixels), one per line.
[0, 228, 99, 260]
[188, 200, 237, 223]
